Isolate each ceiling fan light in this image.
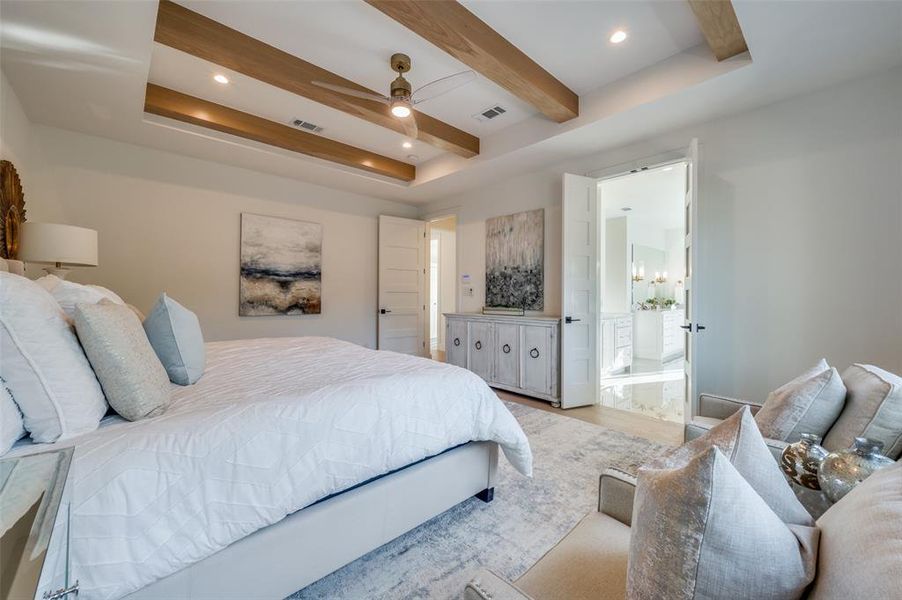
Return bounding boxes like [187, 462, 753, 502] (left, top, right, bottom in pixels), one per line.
[391, 100, 412, 118]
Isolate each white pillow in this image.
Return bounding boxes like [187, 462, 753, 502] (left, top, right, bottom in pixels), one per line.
[0, 272, 107, 442]
[0, 377, 26, 455]
[36, 275, 125, 319]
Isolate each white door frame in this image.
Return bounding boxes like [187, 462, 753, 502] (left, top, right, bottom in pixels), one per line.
[423, 214, 458, 356]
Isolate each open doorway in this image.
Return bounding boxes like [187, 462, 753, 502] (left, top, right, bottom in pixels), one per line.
[597, 162, 687, 423]
[427, 216, 456, 361]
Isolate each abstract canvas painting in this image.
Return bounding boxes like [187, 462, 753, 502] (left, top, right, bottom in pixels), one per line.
[485, 208, 544, 310]
[239, 213, 322, 316]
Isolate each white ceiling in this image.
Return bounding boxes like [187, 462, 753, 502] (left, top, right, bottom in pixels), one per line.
[600, 162, 686, 231]
[2, 1, 901, 206]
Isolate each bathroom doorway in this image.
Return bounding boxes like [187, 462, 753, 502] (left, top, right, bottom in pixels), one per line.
[597, 162, 688, 423]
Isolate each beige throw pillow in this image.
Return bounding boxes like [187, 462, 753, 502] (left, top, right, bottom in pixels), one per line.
[74, 301, 171, 421]
[647, 406, 814, 526]
[822, 364, 902, 458]
[754, 366, 847, 443]
[808, 462, 901, 599]
[628, 447, 820, 600]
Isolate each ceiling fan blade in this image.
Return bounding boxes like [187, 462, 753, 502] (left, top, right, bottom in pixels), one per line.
[310, 81, 389, 103]
[401, 113, 418, 141]
[412, 70, 476, 105]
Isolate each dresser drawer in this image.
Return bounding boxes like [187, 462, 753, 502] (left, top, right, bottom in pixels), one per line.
[615, 327, 632, 348]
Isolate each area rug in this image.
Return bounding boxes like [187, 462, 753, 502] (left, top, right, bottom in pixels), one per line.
[287, 401, 672, 599]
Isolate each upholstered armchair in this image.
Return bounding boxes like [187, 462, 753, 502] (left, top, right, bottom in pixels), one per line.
[464, 468, 637, 600]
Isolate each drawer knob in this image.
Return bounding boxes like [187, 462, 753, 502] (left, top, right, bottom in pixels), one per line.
[502, 343, 511, 354]
[453, 338, 460, 347]
[475, 340, 482, 350]
[530, 347, 540, 359]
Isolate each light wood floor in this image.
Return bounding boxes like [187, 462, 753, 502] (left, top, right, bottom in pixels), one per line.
[496, 389, 684, 446]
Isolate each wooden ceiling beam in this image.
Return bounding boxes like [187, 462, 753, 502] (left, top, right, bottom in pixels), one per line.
[153, 0, 478, 158]
[364, 0, 579, 123]
[144, 84, 415, 182]
[687, 0, 749, 61]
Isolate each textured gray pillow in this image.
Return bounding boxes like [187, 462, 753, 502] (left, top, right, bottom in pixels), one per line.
[755, 366, 847, 443]
[647, 406, 815, 525]
[823, 364, 902, 458]
[808, 462, 901, 599]
[74, 301, 171, 421]
[628, 446, 820, 600]
[143, 293, 205, 385]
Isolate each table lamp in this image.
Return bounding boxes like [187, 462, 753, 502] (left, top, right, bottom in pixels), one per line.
[19, 222, 98, 279]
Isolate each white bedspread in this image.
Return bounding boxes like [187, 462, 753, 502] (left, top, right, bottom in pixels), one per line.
[24, 337, 532, 600]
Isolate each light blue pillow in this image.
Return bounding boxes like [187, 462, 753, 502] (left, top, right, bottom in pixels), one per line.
[143, 293, 205, 385]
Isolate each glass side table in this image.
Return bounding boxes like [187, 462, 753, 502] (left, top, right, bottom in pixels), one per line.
[0, 447, 76, 600]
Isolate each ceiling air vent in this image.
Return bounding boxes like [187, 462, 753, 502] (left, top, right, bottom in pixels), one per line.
[472, 104, 507, 122]
[291, 119, 323, 133]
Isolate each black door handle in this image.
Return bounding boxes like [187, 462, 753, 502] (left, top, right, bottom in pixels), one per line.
[380, 308, 392, 314]
[679, 324, 692, 330]
[565, 316, 581, 324]
[696, 324, 706, 331]
[453, 338, 460, 346]
[474, 341, 482, 350]
[502, 343, 511, 354]
[529, 348, 540, 359]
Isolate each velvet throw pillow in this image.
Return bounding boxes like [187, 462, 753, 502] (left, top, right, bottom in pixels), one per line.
[646, 406, 815, 525]
[74, 301, 171, 421]
[754, 362, 847, 443]
[143, 293, 206, 385]
[629, 407, 819, 600]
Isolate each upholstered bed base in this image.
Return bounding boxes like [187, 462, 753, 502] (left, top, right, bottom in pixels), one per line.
[124, 441, 499, 600]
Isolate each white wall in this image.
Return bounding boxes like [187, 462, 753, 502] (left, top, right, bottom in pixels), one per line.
[0, 72, 40, 216]
[423, 66, 902, 402]
[424, 171, 563, 314]
[27, 125, 417, 348]
[603, 217, 629, 313]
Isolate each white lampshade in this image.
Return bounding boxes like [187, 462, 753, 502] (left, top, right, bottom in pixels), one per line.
[19, 222, 98, 267]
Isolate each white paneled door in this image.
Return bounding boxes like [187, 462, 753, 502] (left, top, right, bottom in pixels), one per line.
[683, 139, 701, 421]
[378, 215, 426, 355]
[561, 174, 599, 408]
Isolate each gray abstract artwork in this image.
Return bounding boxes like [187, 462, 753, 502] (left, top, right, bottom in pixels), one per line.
[240, 213, 322, 316]
[485, 209, 544, 310]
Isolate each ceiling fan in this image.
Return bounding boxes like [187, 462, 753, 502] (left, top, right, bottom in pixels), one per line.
[312, 53, 475, 141]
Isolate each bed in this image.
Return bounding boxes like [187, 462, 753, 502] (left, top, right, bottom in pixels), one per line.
[12, 336, 533, 600]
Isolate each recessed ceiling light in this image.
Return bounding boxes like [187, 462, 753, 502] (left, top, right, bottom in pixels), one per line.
[213, 74, 229, 84]
[402, 141, 413, 149]
[407, 154, 419, 162]
[609, 30, 627, 44]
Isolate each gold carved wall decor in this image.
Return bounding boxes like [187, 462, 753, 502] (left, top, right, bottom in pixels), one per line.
[0, 160, 26, 259]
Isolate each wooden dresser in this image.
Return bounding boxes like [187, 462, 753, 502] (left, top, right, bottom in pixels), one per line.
[444, 313, 561, 404]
